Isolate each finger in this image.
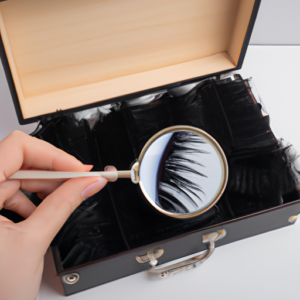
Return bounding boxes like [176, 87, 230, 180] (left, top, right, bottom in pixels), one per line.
[0, 215, 13, 223]
[24, 176, 108, 245]
[0, 179, 36, 218]
[104, 165, 117, 182]
[20, 179, 64, 196]
[3, 190, 36, 219]
[0, 180, 21, 207]
[0, 130, 93, 183]
[20, 164, 93, 197]
[0, 178, 62, 203]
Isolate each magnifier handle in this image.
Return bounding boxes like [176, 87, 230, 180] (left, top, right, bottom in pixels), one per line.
[9, 170, 132, 181]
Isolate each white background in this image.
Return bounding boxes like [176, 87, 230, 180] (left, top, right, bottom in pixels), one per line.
[250, 0, 300, 45]
[1, 45, 300, 300]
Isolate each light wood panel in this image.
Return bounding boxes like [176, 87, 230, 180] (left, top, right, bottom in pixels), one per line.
[22, 52, 235, 119]
[228, 0, 256, 65]
[0, 0, 255, 119]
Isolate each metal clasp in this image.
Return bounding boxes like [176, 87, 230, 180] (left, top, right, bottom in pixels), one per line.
[136, 248, 164, 267]
[288, 215, 298, 224]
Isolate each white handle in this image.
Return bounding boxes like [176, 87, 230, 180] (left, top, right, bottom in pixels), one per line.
[9, 170, 133, 181]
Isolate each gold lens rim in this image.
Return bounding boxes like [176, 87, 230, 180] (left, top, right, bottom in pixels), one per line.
[137, 125, 229, 219]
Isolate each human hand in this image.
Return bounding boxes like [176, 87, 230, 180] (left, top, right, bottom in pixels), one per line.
[0, 131, 114, 300]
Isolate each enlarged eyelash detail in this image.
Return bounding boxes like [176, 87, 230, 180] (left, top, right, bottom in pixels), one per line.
[157, 132, 209, 214]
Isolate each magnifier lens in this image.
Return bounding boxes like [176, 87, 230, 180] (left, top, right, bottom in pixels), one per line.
[139, 129, 226, 218]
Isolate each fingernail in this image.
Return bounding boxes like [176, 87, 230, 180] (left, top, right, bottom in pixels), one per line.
[84, 164, 94, 170]
[81, 177, 107, 200]
[37, 192, 46, 200]
[104, 165, 115, 171]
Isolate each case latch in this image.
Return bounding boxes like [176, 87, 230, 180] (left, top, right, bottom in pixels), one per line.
[136, 248, 164, 267]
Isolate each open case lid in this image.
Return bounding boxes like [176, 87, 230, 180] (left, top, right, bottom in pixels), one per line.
[0, 0, 260, 124]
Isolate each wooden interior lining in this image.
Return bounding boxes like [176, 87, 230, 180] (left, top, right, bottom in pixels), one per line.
[23, 52, 235, 118]
[0, 0, 255, 119]
[228, 0, 256, 65]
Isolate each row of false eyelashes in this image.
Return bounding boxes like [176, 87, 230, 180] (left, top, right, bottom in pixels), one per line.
[152, 79, 276, 214]
[36, 77, 300, 269]
[71, 78, 280, 215]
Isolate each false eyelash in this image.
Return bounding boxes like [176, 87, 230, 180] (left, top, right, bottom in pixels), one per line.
[214, 79, 278, 151]
[121, 97, 173, 157]
[52, 201, 100, 245]
[225, 142, 300, 218]
[157, 132, 209, 214]
[198, 83, 234, 154]
[36, 115, 96, 166]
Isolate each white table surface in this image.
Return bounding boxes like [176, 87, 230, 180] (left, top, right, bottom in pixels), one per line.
[1, 45, 300, 300]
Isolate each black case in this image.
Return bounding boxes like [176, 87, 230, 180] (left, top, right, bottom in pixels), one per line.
[2, 0, 300, 296]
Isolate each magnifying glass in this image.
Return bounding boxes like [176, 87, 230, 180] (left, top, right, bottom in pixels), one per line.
[10, 126, 228, 219]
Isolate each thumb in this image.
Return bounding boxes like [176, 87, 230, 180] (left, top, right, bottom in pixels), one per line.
[24, 176, 107, 246]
